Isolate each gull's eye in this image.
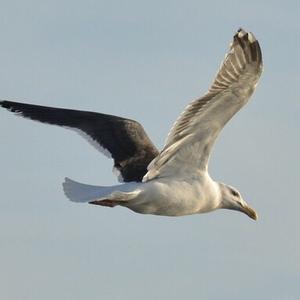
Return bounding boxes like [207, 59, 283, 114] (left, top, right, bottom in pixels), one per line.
[230, 189, 239, 197]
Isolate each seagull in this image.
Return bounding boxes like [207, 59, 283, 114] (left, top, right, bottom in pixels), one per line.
[0, 28, 262, 219]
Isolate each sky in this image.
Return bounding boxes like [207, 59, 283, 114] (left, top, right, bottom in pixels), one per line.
[0, 0, 299, 299]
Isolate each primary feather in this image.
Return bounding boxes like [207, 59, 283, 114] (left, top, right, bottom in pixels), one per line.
[143, 29, 262, 181]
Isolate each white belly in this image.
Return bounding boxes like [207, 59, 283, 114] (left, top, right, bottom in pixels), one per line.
[126, 175, 220, 217]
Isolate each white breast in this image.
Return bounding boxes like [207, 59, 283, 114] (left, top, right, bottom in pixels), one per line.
[126, 173, 221, 216]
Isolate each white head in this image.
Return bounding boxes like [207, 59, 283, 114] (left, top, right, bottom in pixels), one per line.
[219, 183, 258, 220]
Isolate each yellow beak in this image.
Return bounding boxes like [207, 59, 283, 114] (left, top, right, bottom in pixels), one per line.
[241, 204, 258, 220]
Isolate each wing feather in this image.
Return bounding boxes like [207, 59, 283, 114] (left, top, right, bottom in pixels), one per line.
[144, 29, 263, 181]
[0, 101, 158, 182]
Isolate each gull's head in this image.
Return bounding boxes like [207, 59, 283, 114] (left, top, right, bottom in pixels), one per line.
[219, 183, 258, 220]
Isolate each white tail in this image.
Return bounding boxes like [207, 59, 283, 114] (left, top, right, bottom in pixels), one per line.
[62, 177, 141, 203]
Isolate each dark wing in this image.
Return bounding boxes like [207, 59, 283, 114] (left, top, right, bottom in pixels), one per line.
[0, 101, 159, 182]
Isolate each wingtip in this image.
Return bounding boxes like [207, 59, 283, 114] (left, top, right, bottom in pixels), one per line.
[0, 100, 18, 112]
[237, 27, 246, 36]
[0, 101, 24, 115]
[209, 27, 262, 94]
[234, 28, 257, 43]
[232, 27, 262, 65]
[0, 100, 7, 107]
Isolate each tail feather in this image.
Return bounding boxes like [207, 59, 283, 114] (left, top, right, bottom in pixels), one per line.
[63, 177, 141, 203]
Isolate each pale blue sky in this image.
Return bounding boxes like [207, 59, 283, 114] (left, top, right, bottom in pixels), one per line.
[0, 1, 299, 299]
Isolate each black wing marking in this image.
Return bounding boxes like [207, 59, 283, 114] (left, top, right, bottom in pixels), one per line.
[0, 101, 159, 182]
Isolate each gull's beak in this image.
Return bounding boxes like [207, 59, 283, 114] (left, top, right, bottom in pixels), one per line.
[241, 203, 258, 220]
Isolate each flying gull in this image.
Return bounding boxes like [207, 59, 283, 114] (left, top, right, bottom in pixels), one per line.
[0, 28, 263, 219]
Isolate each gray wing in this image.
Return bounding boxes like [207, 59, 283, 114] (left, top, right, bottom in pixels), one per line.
[144, 29, 263, 181]
[0, 101, 159, 182]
